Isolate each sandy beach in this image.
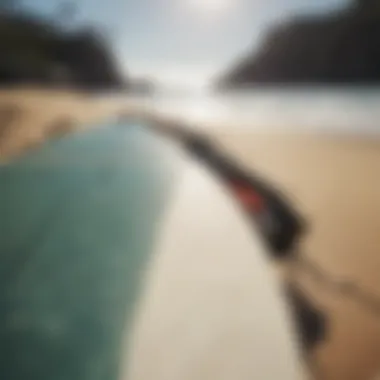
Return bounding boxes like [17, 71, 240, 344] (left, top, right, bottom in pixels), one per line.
[1, 89, 380, 379]
[213, 133, 380, 380]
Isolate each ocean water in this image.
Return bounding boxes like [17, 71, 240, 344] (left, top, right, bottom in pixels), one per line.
[119, 88, 380, 135]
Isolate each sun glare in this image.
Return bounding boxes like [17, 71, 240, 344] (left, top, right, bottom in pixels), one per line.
[187, 0, 231, 14]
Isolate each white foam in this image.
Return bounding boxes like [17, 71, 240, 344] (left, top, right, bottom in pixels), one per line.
[122, 88, 380, 136]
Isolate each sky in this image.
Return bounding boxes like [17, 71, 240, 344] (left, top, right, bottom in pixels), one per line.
[22, 0, 350, 87]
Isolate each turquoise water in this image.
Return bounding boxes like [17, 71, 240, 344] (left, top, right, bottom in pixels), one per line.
[122, 88, 380, 135]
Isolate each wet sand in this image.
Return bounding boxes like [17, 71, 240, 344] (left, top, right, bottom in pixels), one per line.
[0, 88, 127, 161]
[1, 89, 380, 379]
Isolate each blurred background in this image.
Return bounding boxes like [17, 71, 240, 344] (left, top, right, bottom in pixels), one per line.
[1, 0, 380, 130]
[0, 0, 378, 88]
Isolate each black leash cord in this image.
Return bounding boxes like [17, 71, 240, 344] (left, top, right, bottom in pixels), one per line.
[293, 253, 380, 318]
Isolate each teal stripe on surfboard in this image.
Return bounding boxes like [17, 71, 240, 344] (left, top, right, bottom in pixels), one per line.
[0, 120, 184, 380]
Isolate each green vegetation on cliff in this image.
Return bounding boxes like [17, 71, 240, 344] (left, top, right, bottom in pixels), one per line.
[0, 5, 126, 89]
[218, 0, 380, 88]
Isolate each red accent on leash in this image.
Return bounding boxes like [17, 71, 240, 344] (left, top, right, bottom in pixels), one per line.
[230, 181, 265, 212]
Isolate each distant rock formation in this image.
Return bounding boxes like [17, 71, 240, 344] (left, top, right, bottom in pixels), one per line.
[0, 13, 127, 90]
[129, 77, 156, 94]
[218, 0, 380, 88]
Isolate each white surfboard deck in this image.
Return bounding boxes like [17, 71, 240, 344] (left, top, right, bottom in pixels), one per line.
[121, 155, 307, 380]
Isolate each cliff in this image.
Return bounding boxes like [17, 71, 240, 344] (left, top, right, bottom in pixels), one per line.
[0, 13, 126, 90]
[218, 0, 380, 88]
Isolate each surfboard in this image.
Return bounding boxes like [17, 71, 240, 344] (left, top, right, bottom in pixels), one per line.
[0, 119, 306, 379]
